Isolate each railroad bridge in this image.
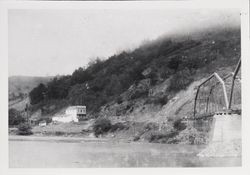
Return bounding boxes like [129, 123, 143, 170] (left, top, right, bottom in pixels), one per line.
[191, 59, 241, 143]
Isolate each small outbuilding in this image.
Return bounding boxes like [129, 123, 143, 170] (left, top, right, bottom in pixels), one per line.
[38, 120, 47, 127]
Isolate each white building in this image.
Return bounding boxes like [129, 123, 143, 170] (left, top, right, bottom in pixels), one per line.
[52, 106, 86, 123]
[39, 120, 47, 127]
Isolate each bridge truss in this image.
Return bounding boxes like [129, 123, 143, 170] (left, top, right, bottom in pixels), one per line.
[193, 59, 241, 118]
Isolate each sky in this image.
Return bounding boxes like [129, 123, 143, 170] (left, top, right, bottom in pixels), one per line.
[8, 8, 240, 77]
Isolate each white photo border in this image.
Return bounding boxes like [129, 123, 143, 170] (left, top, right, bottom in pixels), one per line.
[0, 0, 249, 174]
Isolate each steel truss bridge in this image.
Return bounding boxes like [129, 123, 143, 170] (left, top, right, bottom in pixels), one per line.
[193, 59, 241, 119]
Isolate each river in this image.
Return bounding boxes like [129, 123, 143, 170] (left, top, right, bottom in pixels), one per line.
[9, 138, 241, 168]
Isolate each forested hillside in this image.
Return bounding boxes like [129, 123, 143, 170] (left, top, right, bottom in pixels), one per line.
[29, 27, 240, 117]
[9, 76, 52, 111]
[9, 76, 52, 100]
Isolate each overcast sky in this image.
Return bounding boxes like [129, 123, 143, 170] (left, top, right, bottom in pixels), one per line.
[8, 8, 240, 77]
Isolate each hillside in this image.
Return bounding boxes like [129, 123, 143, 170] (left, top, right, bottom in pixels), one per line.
[28, 27, 240, 118]
[9, 76, 52, 111]
[10, 26, 241, 142]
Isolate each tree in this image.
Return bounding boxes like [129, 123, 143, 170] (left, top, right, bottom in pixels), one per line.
[93, 118, 112, 137]
[168, 68, 194, 91]
[168, 56, 181, 71]
[105, 75, 123, 97]
[29, 83, 47, 105]
[17, 123, 33, 135]
[9, 108, 25, 126]
[47, 76, 71, 99]
[71, 67, 92, 85]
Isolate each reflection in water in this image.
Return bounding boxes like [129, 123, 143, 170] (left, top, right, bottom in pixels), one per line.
[9, 140, 241, 168]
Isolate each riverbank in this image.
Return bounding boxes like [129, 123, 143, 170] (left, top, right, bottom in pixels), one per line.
[9, 116, 212, 145]
[9, 135, 111, 143]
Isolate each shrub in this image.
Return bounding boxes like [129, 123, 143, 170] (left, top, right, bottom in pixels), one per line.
[154, 95, 168, 106]
[37, 117, 52, 124]
[148, 71, 158, 85]
[130, 90, 148, 100]
[160, 71, 170, 80]
[17, 123, 33, 135]
[144, 122, 159, 131]
[9, 108, 25, 126]
[116, 96, 123, 104]
[167, 117, 174, 122]
[55, 131, 65, 136]
[133, 135, 141, 141]
[146, 130, 179, 143]
[93, 118, 112, 137]
[145, 95, 168, 106]
[173, 119, 187, 131]
[168, 56, 182, 71]
[110, 122, 129, 132]
[174, 126, 208, 145]
[168, 69, 193, 91]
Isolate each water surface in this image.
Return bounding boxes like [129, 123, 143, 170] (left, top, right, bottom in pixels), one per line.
[9, 140, 241, 168]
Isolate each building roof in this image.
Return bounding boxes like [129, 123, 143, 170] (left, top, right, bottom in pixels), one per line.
[66, 106, 86, 110]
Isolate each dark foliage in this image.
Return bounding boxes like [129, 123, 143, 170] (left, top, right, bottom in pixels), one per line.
[29, 83, 47, 105]
[168, 56, 182, 71]
[168, 69, 194, 91]
[116, 96, 123, 104]
[144, 122, 159, 131]
[17, 123, 33, 135]
[37, 117, 52, 124]
[93, 118, 112, 137]
[71, 67, 93, 85]
[29, 28, 240, 114]
[173, 118, 187, 131]
[130, 90, 148, 100]
[47, 76, 71, 99]
[9, 108, 25, 126]
[55, 131, 65, 136]
[147, 130, 179, 143]
[110, 122, 129, 132]
[9, 92, 26, 101]
[145, 95, 168, 106]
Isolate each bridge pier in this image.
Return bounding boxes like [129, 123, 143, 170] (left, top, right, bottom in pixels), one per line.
[210, 113, 241, 143]
[198, 113, 241, 157]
